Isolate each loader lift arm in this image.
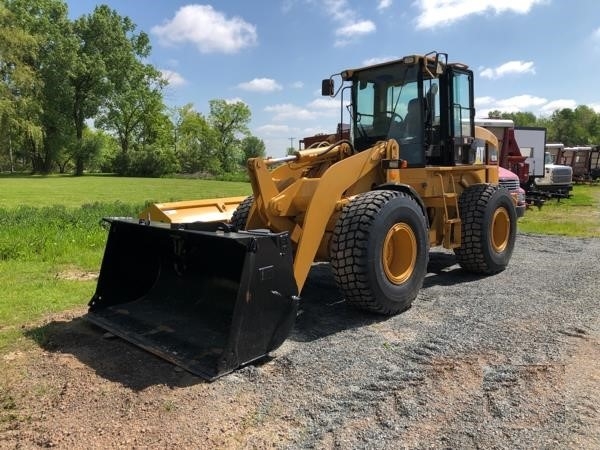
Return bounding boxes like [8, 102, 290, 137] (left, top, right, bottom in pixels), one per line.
[245, 140, 404, 292]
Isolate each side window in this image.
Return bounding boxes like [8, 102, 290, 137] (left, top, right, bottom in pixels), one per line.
[356, 81, 375, 129]
[452, 72, 472, 138]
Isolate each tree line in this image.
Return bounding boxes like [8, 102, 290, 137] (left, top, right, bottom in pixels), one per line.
[0, 0, 265, 177]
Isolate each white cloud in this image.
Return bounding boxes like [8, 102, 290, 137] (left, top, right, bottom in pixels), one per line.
[378, 0, 393, 10]
[151, 5, 257, 54]
[264, 97, 343, 122]
[335, 20, 376, 38]
[475, 94, 580, 117]
[256, 124, 293, 135]
[334, 20, 376, 46]
[237, 78, 282, 93]
[160, 69, 186, 87]
[479, 60, 536, 79]
[224, 97, 247, 105]
[291, 81, 304, 89]
[496, 94, 548, 111]
[307, 97, 339, 110]
[590, 27, 600, 51]
[589, 103, 600, 113]
[540, 99, 577, 113]
[322, 0, 376, 46]
[265, 104, 318, 121]
[323, 0, 353, 22]
[415, 0, 546, 29]
[475, 96, 496, 107]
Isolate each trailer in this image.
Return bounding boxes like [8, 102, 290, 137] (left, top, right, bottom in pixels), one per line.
[475, 120, 572, 203]
[554, 146, 600, 183]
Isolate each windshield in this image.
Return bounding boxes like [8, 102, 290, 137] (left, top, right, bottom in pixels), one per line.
[352, 63, 424, 164]
[544, 152, 555, 165]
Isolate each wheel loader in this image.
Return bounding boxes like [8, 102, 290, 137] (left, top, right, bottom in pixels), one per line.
[88, 52, 517, 380]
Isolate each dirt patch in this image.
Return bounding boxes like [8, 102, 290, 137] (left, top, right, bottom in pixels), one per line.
[55, 269, 98, 282]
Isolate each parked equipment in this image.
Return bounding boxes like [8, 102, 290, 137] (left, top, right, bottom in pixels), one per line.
[88, 52, 517, 380]
[475, 119, 573, 203]
[553, 146, 600, 183]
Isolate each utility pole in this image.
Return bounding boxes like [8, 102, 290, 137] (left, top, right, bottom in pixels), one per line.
[289, 137, 295, 150]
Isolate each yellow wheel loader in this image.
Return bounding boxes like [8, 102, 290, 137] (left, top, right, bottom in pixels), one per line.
[88, 52, 517, 380]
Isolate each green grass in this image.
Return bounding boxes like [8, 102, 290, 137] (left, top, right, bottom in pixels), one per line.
[518, 184, 600, 237]
[0, 173, 251, 208]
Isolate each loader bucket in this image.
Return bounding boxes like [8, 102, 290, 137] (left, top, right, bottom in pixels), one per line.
[87, 219, 298, 381]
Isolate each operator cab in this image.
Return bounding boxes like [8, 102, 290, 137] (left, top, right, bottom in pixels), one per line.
[323, 52, 477, 167]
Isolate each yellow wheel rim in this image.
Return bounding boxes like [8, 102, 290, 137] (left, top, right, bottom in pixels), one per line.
[382, 223, 417, 284]
[491, 207, 510, 252]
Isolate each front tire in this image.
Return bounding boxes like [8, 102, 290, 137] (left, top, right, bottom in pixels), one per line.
[230, 195, 254, 231]
[454, 184, 517, 274]
[330, 190, 429, 315]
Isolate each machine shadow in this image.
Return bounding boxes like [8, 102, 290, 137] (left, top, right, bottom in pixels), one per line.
[25, 318, 203, 391]
[25, 250, 483, 389]
[288, 249, 484, 343]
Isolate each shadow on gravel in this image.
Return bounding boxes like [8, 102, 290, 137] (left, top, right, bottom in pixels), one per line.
[423, 249, 486, 287]
[291, 252, 486, 343]
[24, 251, 485, 390]
[25, 318, 203, 391]
[290, 264, 385, 343]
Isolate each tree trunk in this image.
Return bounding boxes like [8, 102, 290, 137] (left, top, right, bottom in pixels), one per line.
[75, 157, 84, 176]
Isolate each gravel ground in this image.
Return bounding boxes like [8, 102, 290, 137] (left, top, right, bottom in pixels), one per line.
[1, 232, 599, 449]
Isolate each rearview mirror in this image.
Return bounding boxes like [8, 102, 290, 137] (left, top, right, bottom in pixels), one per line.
[321, 79, 334, 96]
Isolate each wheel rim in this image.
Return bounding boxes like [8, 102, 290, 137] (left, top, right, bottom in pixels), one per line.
[491, 207, 510, 252]
[382, 223, 417, 284]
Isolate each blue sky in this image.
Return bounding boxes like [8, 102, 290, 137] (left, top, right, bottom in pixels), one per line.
[65, 0, 600, 157]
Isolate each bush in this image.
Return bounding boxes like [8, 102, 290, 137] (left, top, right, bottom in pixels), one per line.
[111, 145, 180, 177]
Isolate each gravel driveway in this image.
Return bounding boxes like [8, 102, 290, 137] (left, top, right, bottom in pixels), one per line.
[1, 233, 599, 448]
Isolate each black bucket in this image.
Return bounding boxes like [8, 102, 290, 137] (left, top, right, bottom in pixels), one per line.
[87, 219, 299, 381]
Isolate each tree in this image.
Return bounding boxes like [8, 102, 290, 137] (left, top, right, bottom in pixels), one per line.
[70, 5, 153, 175]
[487, 110, 538, 127]
[0, 2, 46, 172]
[208, 99, 251, 173]
[95, 62, 166, 163]
[240, 135, 266, 163]
[174, 104, 219, 174]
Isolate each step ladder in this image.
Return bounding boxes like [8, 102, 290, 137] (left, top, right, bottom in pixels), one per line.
[436, 173, 461, 249]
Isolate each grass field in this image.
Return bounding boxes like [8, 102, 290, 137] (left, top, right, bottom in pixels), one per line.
[0, 175, 598, 352]
[518, 184, 600, 237]
[0, 174, 251, 208]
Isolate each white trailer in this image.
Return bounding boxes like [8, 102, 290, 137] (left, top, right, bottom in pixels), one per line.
[514, 127, 546, 179]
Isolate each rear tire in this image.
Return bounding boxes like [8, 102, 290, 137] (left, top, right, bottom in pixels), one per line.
[454, 184, 516, 274]
[230, 196, 254, 231]
[330, 190, 429, 315]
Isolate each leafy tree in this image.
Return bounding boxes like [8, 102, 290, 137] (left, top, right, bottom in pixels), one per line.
[487, 110, 538, 127]
[240, 135, 266, 163]
[95, 62, 166, 164]
[70, 5, 153, 175]
[174, 104, 219, 174]
[208, 99, 251, 173]
[0, 2, 45, 172]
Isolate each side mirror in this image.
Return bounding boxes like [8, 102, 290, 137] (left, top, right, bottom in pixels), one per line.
[321, 79, 334, 96]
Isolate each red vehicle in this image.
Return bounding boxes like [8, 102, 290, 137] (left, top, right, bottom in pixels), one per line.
[498, 166, 526, 218]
